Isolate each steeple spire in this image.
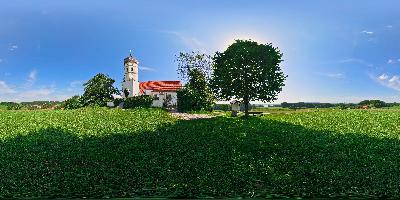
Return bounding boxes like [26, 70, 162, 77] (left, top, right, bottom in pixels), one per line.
[122, 52, 139, 97]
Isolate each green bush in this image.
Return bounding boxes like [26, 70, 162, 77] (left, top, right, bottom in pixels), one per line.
[113, 98, 124, 108]
[123, 95, 153, 109]
[213, 104, 231, 111]
[2, 102, 23, 110]
[176, 68, 214, 113]
[176, 88, 193, 112]
[63, 95, 84, 110]
[177, 87, 213, 112]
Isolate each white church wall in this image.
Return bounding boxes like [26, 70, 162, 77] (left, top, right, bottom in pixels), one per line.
[150, 91, 178, 107]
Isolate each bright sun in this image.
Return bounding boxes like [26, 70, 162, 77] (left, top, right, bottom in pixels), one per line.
[219, 32, 273, 51]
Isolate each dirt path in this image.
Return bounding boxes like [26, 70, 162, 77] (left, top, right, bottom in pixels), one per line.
[170, 112, 214, 120]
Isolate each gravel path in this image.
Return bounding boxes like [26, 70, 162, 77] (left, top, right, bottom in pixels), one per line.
[170, 112, 214, 120]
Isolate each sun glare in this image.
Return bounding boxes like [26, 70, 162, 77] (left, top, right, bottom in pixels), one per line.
[219, 32, 277, 51]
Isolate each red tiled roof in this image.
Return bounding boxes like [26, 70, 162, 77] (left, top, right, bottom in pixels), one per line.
[139, 81, 182, 94]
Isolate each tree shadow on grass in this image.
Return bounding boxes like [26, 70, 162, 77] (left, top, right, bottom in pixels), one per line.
[1, 117, 400, 198]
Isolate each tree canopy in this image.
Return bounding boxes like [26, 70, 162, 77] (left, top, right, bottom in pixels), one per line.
[81, 73, 120, 107]
[176, 51, 212, 82]
[211, 39, 286, 116]
[358, 100, 386, 108]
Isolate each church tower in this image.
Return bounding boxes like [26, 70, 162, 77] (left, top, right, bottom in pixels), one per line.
[122, 53, 139, 97]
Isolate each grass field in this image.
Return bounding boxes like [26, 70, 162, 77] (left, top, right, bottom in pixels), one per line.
[1, 108, 400, 198]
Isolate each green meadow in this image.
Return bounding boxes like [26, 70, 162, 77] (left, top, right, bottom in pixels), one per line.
[1, 108, 400, 198]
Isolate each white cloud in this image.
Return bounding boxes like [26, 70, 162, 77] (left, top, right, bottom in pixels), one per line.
[327, 73, 345, 79]
[388, 59, 395, 64]
[14, 87, 74, 102]
[0, 81, 16, 94]
[139, 65, 157, 72]
[66, 80, 85, 93]
[9, 44, 18, 51]
[378, 74, 388, 81]
[387, 59, 400, 64]
[161, 30, 205, 51]
[69, 80, 84, 88]
[386, 25, 393, 29]
[374, 74, 400, 91]
[0, 58, 3, 63]
[0, 78, 76, 102]
[24, 70, 37, 88]
[339, 58, 373, 67]
[20, 88, 53, 99]
[28, 70, 36, 81]
[318, 72, 345, 79]
[361, 30, 374, 35]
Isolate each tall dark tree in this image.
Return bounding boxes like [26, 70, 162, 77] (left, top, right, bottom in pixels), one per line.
[81, 73, 120, 107]
[177, 69, 214, 112]
[175, 51, 214, 112]
[176, 51, 212, 82]
[211, 39, 287, 117]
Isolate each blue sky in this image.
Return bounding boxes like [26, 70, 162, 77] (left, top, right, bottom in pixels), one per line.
[0, 0, 400, 103]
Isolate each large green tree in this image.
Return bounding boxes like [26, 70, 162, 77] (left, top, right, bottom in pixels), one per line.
[211, 39, 287, 117]
[81, 73, 120, 107]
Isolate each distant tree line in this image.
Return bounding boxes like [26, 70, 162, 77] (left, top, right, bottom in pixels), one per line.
[281, 100, 400, 109]
[281, 102, 335, 109]
[0, 101, 62, 110]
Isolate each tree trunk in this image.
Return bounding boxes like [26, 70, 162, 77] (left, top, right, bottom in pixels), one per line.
[244, 95, 249, 118]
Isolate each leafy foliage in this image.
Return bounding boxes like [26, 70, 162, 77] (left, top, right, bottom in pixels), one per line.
[358, 100, 386, 108]
[81, 73, 120, 107]
[213, 104, 231, 111]
[3, 109, 400, 198]
[211, 39, 286, 116]
[0, 102, 23, 110]
[113, 98, 124, 108]
[176, 52, 214, 112]
[123, 95, 153, 108]
[123, 88, 130, 98]
[176, 51, 212, 82]
[176, 87, 194, 112]
[63, 95, 84, 109]
[177, 69, 214, 112]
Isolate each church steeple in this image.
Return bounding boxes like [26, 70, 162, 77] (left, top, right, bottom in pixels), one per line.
[122, 51, 139, 97]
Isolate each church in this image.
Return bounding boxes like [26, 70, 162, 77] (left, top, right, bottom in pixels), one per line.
[122, 53, 182, 107]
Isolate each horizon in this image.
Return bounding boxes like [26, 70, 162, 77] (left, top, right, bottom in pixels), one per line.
[1, 0, 400, 103]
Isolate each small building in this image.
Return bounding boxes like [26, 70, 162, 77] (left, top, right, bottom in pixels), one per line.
[360, 105, 369, 109]
[230, 100, 242, 111]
